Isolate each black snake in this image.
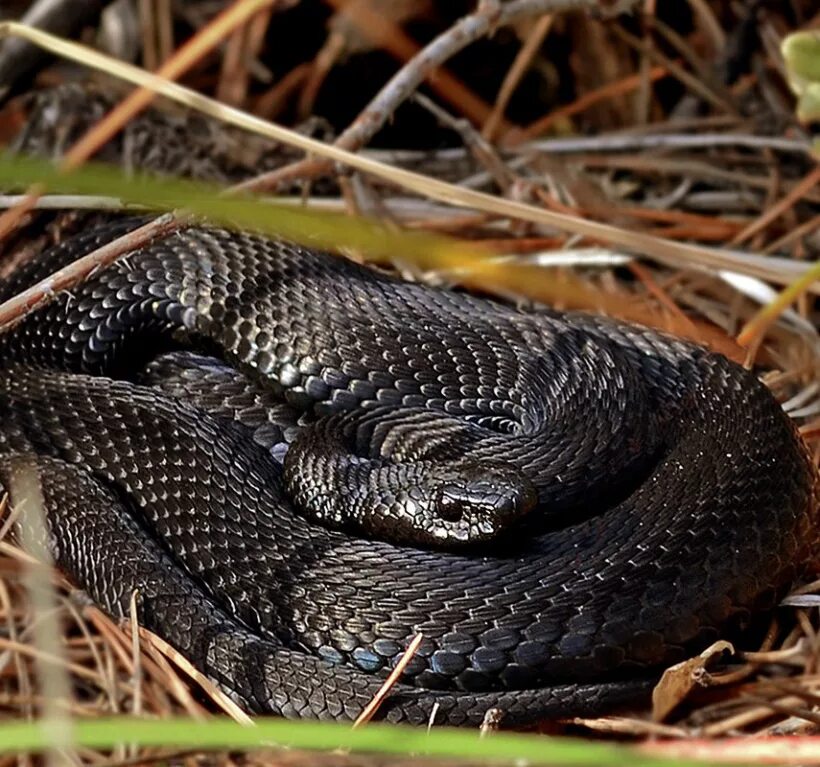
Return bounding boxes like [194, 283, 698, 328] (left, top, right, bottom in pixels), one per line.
[0, 217, 816, 725]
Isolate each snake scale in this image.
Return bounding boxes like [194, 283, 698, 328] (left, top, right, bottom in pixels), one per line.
[0, 216, 816, 725]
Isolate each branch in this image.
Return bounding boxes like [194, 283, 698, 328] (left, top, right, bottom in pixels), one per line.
[236, 0, 629, 193]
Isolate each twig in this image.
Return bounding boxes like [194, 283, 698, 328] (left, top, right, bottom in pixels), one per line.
[0, 213, 179, 333]
[700, 695, 810, 737]
[506, 66, 669, 144]
[0, 195, 127, 210]
[609, 23, 737, 115]
[0, 0, 104, 103]
[414, 93, 514, 192]
[296, 26, 347, 121]
[334, 0, 604, 153]
[8, 464, 76, 766]
[412, 130, 812, 159]
[84, 606, 205, 717]
[322, 0, 504, 130]
[627, 261, 699, 337]
[482, 12, 553, 141]
[236, 0, 619, 193]
[216, 5, 274, 106]
[764, 213, 820, 254]
[736, 258, 820, 356]
[1, 19, 816, 296]
[571, 715, 688, 738]
[352, 633, 424, 728]
[0, 620, 115, 691]
[134, 627, 252, 724]
[686, 0, 725, 50]
[0, 576, 36, 738]
[0, 0, 279, 245]
[635, 2, 656, 125]
[252, 61, 311, 119]
[128, 591, 143, 719]
[138, 0, 160, 71]
[59, 598, 115, 713]
[64, 0, 279, 170]
[742, 645, 809, 665]
[641, 735, 820, 764]
[731, 165, 820, 246]
[579, 154, 820, 204]
[648, 15, 725, 98]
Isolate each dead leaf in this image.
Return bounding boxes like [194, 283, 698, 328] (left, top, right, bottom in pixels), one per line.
[652, 640, 735, 722]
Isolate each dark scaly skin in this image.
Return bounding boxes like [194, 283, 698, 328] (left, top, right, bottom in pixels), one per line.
[0, 218, 816, 725]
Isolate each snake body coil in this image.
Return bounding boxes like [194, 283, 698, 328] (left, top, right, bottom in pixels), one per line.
[0, 218, 816, 725]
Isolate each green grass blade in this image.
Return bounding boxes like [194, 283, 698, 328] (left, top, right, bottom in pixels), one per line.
[0, 153, 485, 270]
[0, 716, 724, 767]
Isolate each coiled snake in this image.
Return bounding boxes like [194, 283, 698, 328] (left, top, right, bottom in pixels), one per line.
[0, 218, 816, 725]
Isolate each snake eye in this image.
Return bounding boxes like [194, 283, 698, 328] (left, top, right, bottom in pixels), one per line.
[437, 490, 467, 522]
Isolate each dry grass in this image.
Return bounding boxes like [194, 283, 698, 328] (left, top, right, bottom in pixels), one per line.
[0, 0, 818, 763]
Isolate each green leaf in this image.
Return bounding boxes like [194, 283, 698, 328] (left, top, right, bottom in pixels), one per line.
[782, 31, 820, 122]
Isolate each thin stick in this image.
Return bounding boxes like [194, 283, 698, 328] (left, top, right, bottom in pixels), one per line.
[482, 13, 553, 141]
[0, 20, 815, 293]
[236, 0, 616, 192]
[135, 628, 253, 725]
[128, 591, 143, 719]
[352, 634, 424, 728]
[732, 165, 820, 246]
[9, 465, 76, 766]
[609, 23, 736, 115]
[0, 214, 178, 333]
[323, 0, 504, 130]
[736, 258, 820, 351]
[63, 0, 279, 170]
[0, 195, 126, 211]
[0, 0, 278, 243]
[506, 66, 669, 144]
[641, 735, 820, 764]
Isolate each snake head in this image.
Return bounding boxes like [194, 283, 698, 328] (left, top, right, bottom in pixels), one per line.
[284, 413, 539, 549]
[424, 461, 538, 546]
